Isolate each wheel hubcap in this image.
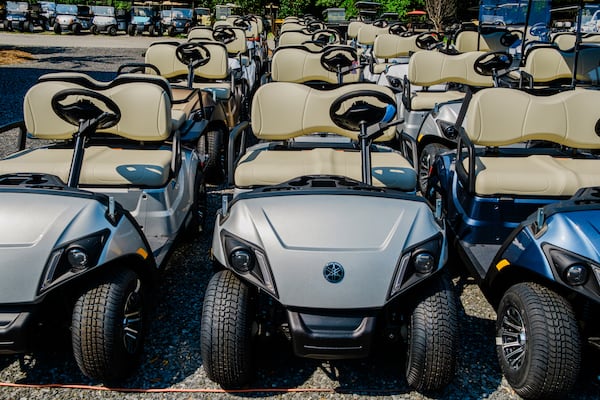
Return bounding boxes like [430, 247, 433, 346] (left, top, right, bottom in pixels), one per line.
[122, 279, 143, 354]
[419, 152, 433, 192]
[499, 305, 527, 370]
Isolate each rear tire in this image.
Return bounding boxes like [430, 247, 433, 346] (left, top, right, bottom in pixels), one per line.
[198, 129, 225, 184]
[201, 270, 255, 388]
[405, 273, 458, 392]
[53, 22, 61, 34]
[72, 269, 145, 381]
[418, 143, 447, 195]
[127, 24, 135, 36]
[496, 282, 581, 400]
[108, 25, 117, 36]
[168, 25, 176, 36]
[24, 21, 33, 32]
[90, 24, 98, 35]
[72, 23, 81, 35]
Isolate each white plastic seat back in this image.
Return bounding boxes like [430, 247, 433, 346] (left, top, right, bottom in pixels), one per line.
[453, 30, 512, 52]
[347, 21, 366, 39]
[373, 33, 421, 58]
[281, 21, 305, 33]
[356, 24, 389, 46]
[521, 46, 600, 84]
[278, 30, 312, 46]
[187, 26, 214, 40]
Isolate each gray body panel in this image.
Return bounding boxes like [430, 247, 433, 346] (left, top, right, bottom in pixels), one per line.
[213, 193, 444, 309]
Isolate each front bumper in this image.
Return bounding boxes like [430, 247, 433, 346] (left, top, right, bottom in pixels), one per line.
[287, 310, 376, 359]
[0, 308, 36, 354]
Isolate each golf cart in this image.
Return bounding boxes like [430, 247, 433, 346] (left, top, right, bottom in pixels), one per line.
[53, 3, 92, 34]
[201, 81, 459, 391]
[0, 72, 205, 380]
[195, 6, 210, 26]
[1, 1, 50, 32]
[90, 5, 119, 36]
[427, 83, 600, 398]
[162, 5, 195, 36]
[128, 2, 162, 36]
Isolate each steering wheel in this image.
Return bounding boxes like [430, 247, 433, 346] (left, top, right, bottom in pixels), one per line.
[213, 26, 237, 44]
[176, 42, 211, 68]
[388, 22, 408, 35]
[51, 88, 121, 129]
[312, 29, 340, 45]
[320, 46, 357, 73]
[494, 19, 506, 26]
[306, 21, 325, 32]
[415, 32, 441, 49]
[500, 31, 520, 47]
[329, 90, 396, 132]
[233, 17, 252, 30]
[474, 51, 513, 76]
[530, 22, 549, 39]
[117, 63, 161, 76]
[373, 19, 389, 28]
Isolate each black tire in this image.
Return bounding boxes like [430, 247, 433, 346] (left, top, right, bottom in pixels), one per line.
[198, 129, 225, 184]
[148, 24, 155, 36]
[108, 26, 117, 36]
[24, 21, 33, 33]
[127, 24, 135, 36]
[90, 24, 98, 35]
[201, 270, 255, 388]
[185, 169, 207, 238]
[168, 25, 176, 37]
[72, 269, 145, 381]
[496, 282, 581, 400]
[53, 23, 61, 34]
[72, 23, 81, 35]
[418, 143, 448, 195]
[405, 273, 458, 392]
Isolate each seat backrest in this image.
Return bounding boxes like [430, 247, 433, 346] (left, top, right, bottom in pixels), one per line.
[465, 87, 600, 148]
[356, 24, 389, 46]
[251, 82, 396, 142]
[280, 21, 305, 33]
[278, 30, 312, 46]
[373, 33, 421, 58]
[521, 45, 600, 84]
[453, 29, 514, 53]
[271, 46, 360, 84]
[187, 26, 214, 40]
[145, 41, 229, 80]
[408, 51, 493, 87]
[227, 16, 259, 39]
[25, 73, 172, 141]
[347, 21, 366, 39]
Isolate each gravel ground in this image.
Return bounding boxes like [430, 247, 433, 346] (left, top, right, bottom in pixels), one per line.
[1, 32, 600, 400]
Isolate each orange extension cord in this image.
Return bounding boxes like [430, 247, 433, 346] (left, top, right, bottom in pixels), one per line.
[0, 381, 338, 394]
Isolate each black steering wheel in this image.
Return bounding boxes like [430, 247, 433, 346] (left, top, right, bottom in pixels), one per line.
[500, 31, 520, 47]
[530, 22, 549, 39]
[117, 63, 161, 76]
[330, 90, 396, 132]
[389, 22, 408, 35]
[312, 29, 340, 46]
[233, 17, 252, 30]
[213, 26, 237, 44]
[306, 21, 325, 32]
[415, 32, 441, 49]
[176, 42, 211, 68]
[474, 51, 513, 76]
[320, 46, 357, 73]
[51, 88, 121, 130]
[373, 19, 389, 28]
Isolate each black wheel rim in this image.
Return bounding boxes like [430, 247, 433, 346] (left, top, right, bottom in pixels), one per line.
[499, 305, 527, 370]
[419, 151, 433, 194]
[122, 278, 143, 354]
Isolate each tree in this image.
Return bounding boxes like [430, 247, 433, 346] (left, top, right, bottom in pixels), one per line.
[425, 0, 457, 31]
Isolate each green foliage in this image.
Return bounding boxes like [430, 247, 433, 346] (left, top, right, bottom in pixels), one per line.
[279, 0, 311, 18]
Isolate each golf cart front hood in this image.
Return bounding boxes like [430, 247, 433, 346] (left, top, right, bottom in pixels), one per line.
[215, 193, 444, 309]
[546, 211, 600, 262]
[0, 191, 107, 303]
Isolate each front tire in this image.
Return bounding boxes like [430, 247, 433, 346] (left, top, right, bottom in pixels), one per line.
[405, 273, 458, 392]
[72, 23, 81, 35]
[108, 25, 117, 36]
[72, 269, 145, 381]
[201, 270, 255, 388]
[90, 24, 98, 35]
[496, 282, 581, 400]
[53, 22, 61, 34]
[127, 24, 135, 36]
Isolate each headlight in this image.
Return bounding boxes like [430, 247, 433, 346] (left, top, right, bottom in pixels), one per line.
[437, 120, 458, 140]
[40, 231, 108, 293]
[389, 234, 443, 299]
[222, 233, 277, 298]
[544, 244, 598, 290]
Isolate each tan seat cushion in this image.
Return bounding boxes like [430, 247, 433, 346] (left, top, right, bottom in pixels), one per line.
[235, 147, 416, 190]
[373, 34, 421, 58]
[410, 90, 465, 111]
[0, 146, 172, 186]
[464, 155, 600, 196]
[408, 51, 493, 87]
[271, 47, 360, 84]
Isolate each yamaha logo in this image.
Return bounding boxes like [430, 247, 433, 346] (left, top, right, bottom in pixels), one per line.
[323, 262, 344, 283]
